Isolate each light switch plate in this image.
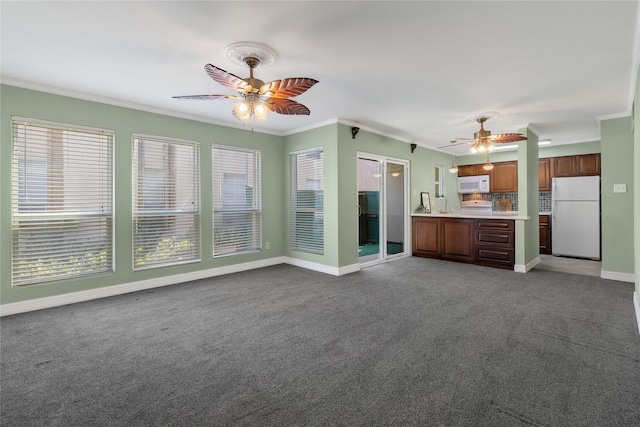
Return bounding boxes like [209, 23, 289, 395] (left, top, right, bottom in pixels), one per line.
[613, 184, 627, 193]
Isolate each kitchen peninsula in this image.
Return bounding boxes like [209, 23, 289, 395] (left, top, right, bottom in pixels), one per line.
[412, 212, 529, 270]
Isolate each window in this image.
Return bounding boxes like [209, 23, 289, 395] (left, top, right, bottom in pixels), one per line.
[11, 117, 113, 286]
[132, 135, 200, 269]
[435, 164, 444, 198]
[290, 147, 324, 254]
[212, 145, 261, 257]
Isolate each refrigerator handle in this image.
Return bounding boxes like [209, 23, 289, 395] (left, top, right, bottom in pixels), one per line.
[551, 178, 556, 221]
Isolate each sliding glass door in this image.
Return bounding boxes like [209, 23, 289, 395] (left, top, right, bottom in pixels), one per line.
[357, 154, 408, 265]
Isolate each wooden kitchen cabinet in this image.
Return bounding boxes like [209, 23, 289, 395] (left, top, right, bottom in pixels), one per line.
[475, 219, 515, 268]
[576, 153, 600, 176]
[412, 216, 514, 269]
[550, 154, 600, 178]
[551, 156, 577, 177]
[457, 164, 487, 177]
[412, 216, 441, 257]
[539, 215, 551, 254]
[538, 158, 551, 191]
[490, 161, 518, 193]
[441, 217, 475, 261]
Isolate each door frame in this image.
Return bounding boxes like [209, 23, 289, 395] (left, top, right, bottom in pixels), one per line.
[357, 152, 410, 267]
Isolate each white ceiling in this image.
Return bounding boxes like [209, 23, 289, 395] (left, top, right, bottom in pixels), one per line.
[2, 1, 638, 154]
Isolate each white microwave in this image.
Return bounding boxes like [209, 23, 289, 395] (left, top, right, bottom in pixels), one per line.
[457, 175, 490, 194]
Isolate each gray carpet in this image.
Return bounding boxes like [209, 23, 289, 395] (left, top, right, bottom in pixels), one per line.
[1, 257, 639, 426]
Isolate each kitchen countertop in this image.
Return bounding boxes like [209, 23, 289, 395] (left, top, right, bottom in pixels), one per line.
[412, 212, 530, 220]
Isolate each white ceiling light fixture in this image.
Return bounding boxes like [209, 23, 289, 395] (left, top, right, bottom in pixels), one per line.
[448, 145, 458, 173]
[482, 155, 494, 171]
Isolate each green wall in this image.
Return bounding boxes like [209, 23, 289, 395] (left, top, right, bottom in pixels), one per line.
[634, 66, 640, 326]
[600, 117, 635, 276]
[283, 125, 339, 267]
[515, 127, 540, 268]
[0, 85, 285, 305]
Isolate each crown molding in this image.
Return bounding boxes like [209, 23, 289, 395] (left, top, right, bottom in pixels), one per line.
[597, 111, 632, 122]
[0, 77, 284, 136]
[337, 119, 413, 143]
[2, 78, 417, 144]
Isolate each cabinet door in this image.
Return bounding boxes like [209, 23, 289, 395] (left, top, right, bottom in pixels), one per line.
[457, 165, 476, 177]
[577, 154, 600, 176]
[551, 156, 576, 177]
[538, 158, 551, 191]
[412, 217, 441, 257]
[457, 164, 488, 176]
[490, 161, 518, 192]
[539, 215, 551, 254]
[441, 218, 474, 261]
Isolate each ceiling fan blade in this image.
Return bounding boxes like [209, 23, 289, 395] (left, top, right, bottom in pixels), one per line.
[437, 140, 470, 149]
[204, 64, 250, 92]
[265, 98, 311, 115]
[172, 94, 242, 100]
[490, 133, 528, 143]
[259, 78, 319, 98]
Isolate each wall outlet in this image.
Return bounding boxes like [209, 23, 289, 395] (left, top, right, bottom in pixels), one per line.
[613, 184, 627, 193]
[265, 242, 270, 250]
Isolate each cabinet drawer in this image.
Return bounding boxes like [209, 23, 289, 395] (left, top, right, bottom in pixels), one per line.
[475, 219, 515, 231]
[475, 230, 514, 247]
[476, 246, 514, 267]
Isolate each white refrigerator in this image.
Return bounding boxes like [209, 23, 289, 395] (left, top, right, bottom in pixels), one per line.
[551, 176, 600, 259]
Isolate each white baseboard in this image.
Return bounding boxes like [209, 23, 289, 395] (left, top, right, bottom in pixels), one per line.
[634, 292, 640, 336]
[0, 257, 286, 317]
[283, 257, 360, 276]
[0, 256, 364, 317]
[514, 256, 541, 273]
[600, 270, 636, 283]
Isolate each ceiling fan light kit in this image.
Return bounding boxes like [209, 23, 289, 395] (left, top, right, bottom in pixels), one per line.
[173, 42, 318, 126]
[439, 113, 527, 157]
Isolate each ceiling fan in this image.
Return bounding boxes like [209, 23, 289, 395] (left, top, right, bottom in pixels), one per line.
[439, 115, 527, 154]
[173, 53, 318, 124]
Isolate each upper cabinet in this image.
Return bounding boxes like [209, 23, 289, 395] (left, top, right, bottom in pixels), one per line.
[576, 154, 601, 176]
[538, 158, 551, 191]
[550, 153, 600, 178]
[550, 156, 576, 177]
[490, 161, 518, 193]
[457, 164, 487, 177]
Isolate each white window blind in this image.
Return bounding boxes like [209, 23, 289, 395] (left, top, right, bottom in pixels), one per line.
[290, 147, 324, 254]
[212, 145, 261, 257]
[132, 135, 200, 269]
[11, 117, 114, 286]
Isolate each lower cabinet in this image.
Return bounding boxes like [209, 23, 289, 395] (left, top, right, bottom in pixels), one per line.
[441, 218, 475, 261]
[539, 215, 551, 254]
[474, 219, 515, 268]
[412, 216, 515, 269]
[412, 216, 441, 257]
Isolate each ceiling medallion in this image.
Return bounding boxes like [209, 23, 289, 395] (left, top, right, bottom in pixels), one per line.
[224, 42, 278, 68]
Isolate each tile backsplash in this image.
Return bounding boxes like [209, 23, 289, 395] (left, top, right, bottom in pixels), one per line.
[539, 191, 552, 212]
[462, 191, 552, 212]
